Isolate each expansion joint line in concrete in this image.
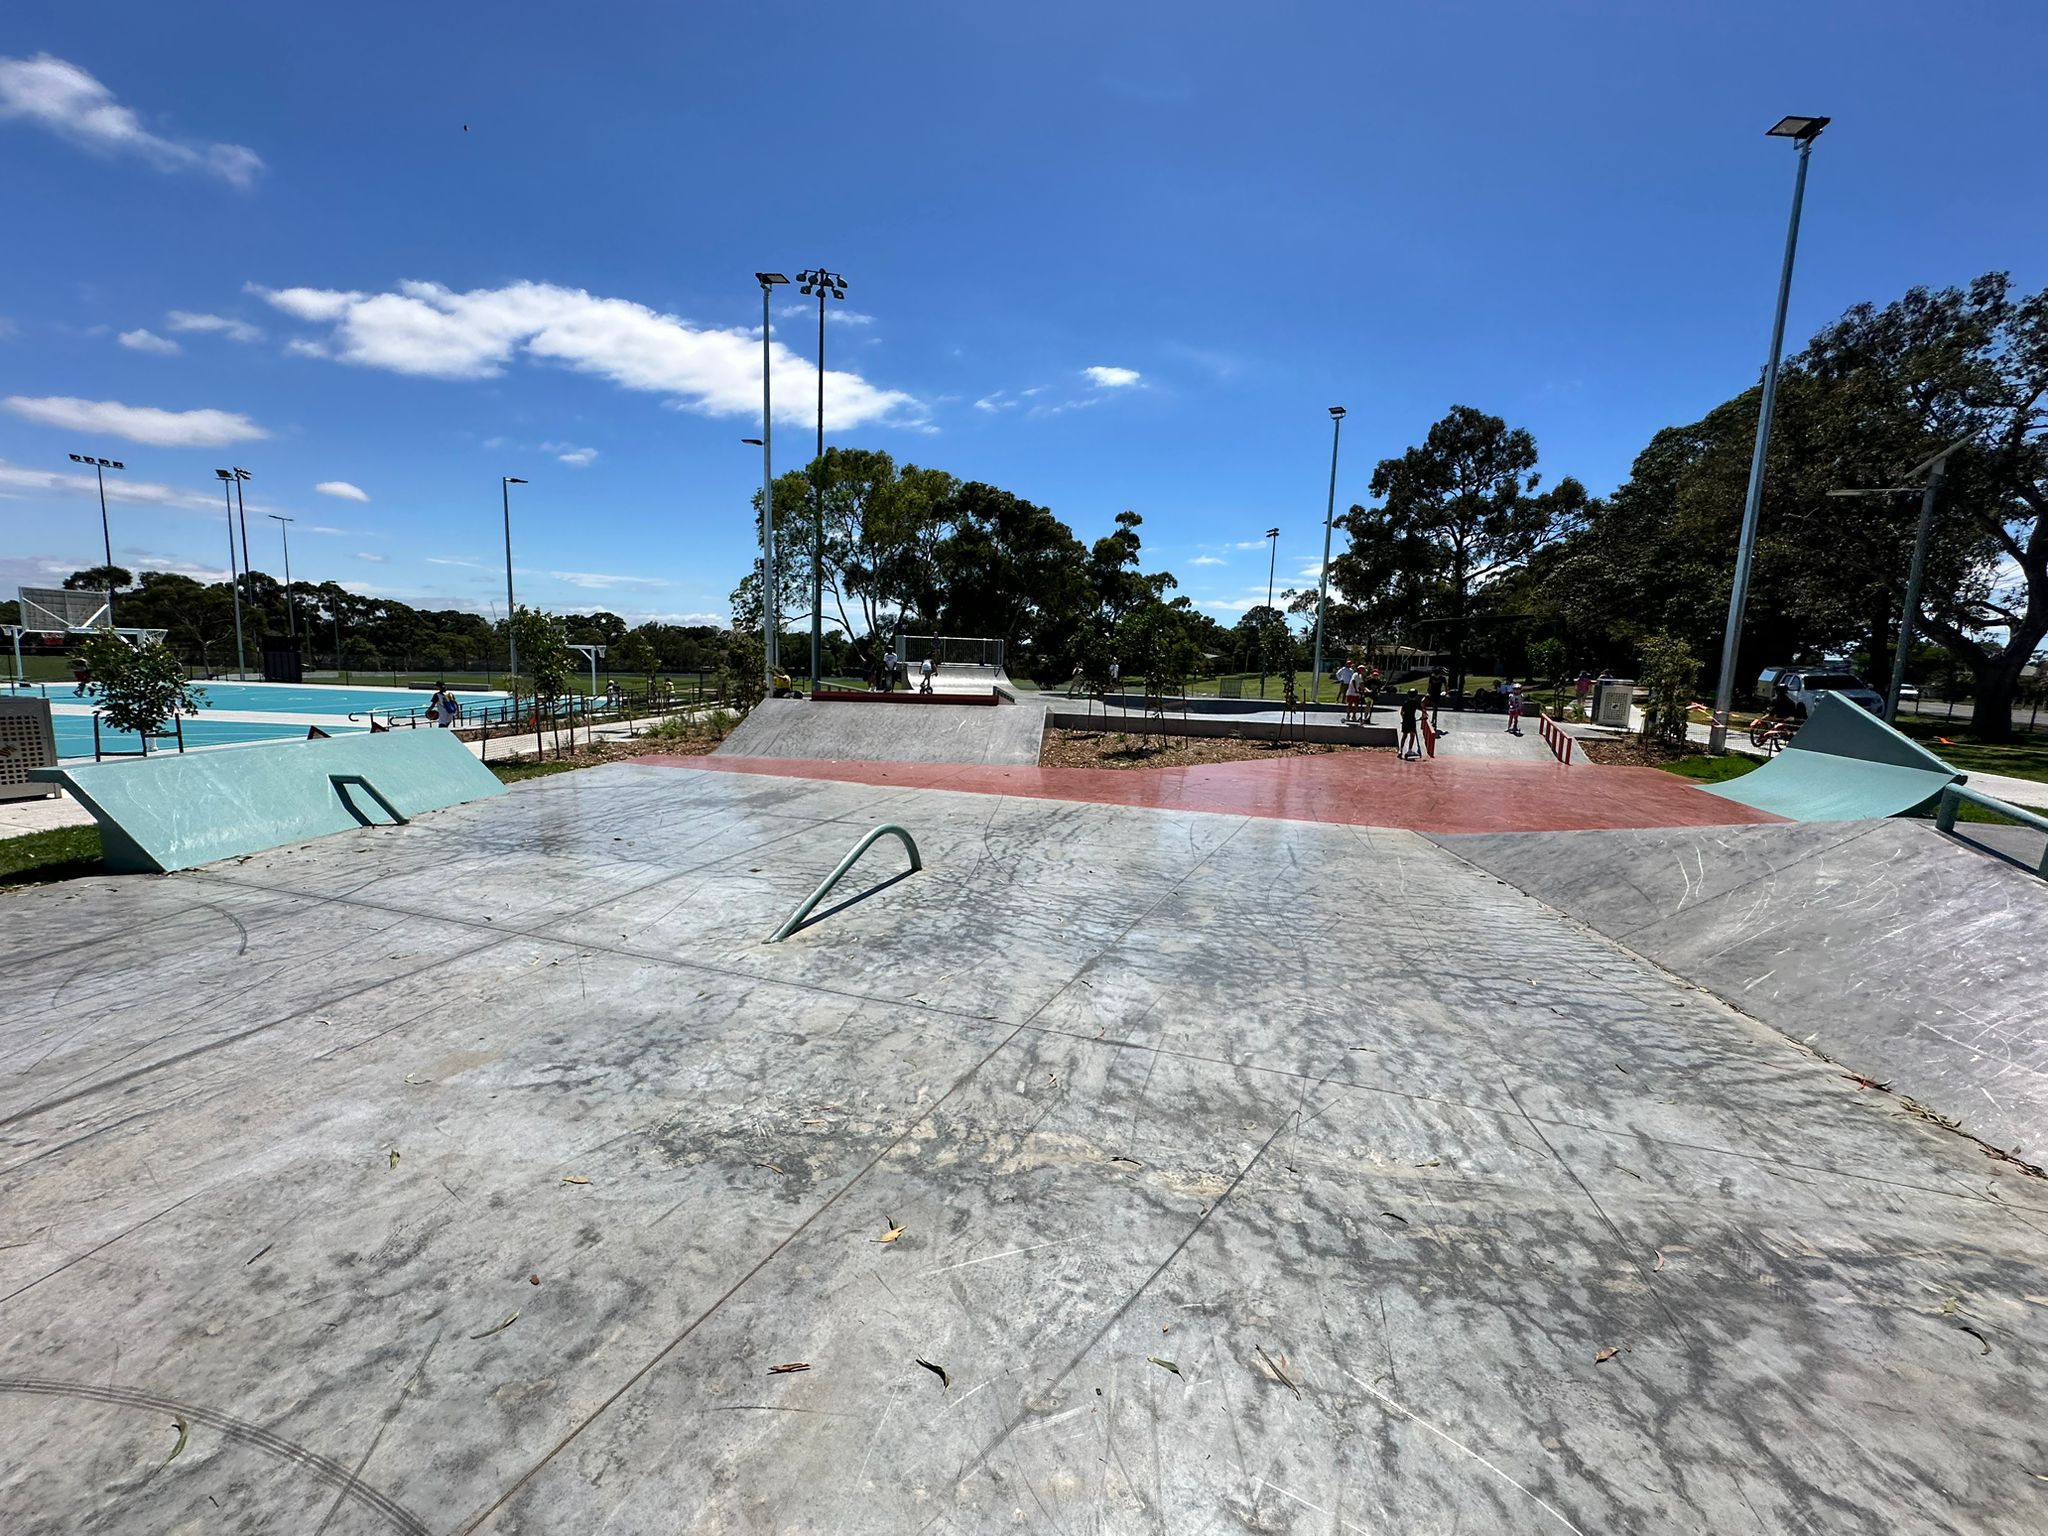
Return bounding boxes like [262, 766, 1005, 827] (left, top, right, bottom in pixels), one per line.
[452, 813, 1258, 1534]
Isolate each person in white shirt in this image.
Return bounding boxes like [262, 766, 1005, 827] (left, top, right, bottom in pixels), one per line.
[883, 647, 899, 691]
[1335, 662, 1355, 721]
[919, 656, 935, 694]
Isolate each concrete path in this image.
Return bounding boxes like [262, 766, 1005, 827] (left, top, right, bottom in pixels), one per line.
[1428, 714, 1559, 763]
[659, 747, 1769, 834]
[1, 766, 2041, 1532]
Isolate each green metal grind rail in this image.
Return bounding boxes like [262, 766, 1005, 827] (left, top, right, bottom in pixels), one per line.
[767, 823, 922, 942]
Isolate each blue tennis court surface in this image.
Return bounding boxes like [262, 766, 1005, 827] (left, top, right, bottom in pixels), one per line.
[37, 680, 509, 761]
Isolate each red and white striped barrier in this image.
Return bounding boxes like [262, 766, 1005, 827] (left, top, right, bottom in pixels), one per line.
[1537, 710, 1574, 765]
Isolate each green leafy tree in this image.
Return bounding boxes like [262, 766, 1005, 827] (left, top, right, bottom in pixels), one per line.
[1366, 405, 1587, 695]
[64, 565, 133, 596]
[509, 606, 576, 756]
[72, 631, 205, 738]
[1636, 633, 1700, 745]
[613, 631, 659, 694]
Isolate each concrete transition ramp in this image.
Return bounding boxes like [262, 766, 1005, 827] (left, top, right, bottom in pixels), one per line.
[715, 695, 1046, 767]
[34, 729, 504, 873]
[1432, 818, 2048, 1158]
[1703, 693, 1961, 821]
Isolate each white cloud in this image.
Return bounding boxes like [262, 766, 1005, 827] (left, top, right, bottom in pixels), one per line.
[973, 392, 1015, 413]
[1231, 539, 1271, 550]
[2, 394, 267, 447]
[0, 460, 222, 512]
[247, 278, 921, 430]
[355, 551, 387, 563]
[777, 305, 876, 326]
[425, 556, 487, 569]
[549, 570, 667, 590]
[1084, 365, 1141, 388]
[285, 337, 329, 359]
[166, 310, 263, 343]
[1189, 554, 1225, 566]
[540, 442, 597, 468]
[0, 54, 263, 187]
[315, 480, 370, 502]
[118, 328, 180, 355]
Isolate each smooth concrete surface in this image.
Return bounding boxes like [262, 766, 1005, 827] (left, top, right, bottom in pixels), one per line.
[1432, 819, 2048, 1158]
[31, 729, 506, 872]
[4, 765, 2044, 1534]
[717, 696, 1047, 767]
[1702, 696, 1961, 822]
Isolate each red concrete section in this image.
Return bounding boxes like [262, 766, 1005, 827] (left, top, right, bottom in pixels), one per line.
[631, 751, 1785, 834]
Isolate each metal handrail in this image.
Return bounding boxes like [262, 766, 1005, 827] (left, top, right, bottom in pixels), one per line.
[1936, 783, 2048, 877]
[767, 824, 922, 942]
[330, 773, 409, 826]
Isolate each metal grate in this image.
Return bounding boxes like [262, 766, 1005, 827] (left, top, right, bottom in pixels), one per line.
[0, 696, 59, 799]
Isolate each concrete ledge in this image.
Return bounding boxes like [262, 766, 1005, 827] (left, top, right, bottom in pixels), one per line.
[32, 729, 505, 873]
[1048, 710, 1396, 747]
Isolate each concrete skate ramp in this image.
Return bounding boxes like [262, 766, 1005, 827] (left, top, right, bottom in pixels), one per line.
[715, 696, 1046, 766]
[1702, 694, 1961, 821]
[1432, 818, 2048, 1157]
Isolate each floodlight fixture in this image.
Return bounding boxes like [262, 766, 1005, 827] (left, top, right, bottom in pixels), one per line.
[1766, 115, 1830, 141]
[741, 437, 764, 446]
[757, 271, 790, 287]
[1329, 406, 1346, 420]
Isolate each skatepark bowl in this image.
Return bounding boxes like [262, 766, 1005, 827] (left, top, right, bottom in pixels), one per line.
[4, 748, 2047, 1533]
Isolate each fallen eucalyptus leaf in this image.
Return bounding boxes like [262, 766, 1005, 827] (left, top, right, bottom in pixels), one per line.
[388, 1149, 400, 1170]
[915, 1357, 950, 1389]
[561, 1175, 591, 1186]
[165, 1416, 188, 1466]
[1148, 1356, 1181, 1376]
[470, 1311, 520, 1340]
[1595, 1346, 1620, 1364]
[878, 1218, 907, 1244]
[768, 1362, 811, 1375]
[1255, 1346, 1301, 1398]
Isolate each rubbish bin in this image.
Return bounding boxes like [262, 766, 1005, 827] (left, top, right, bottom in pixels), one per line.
[1592, 679, 1634, 728]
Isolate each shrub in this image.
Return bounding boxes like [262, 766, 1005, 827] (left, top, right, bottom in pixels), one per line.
[73, 631, 205, 737]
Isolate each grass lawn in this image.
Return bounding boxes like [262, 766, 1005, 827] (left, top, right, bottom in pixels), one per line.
[1889, 716, 2048, 783]
[0, 825, 104, 887]
[1656, 753, 1761, 785]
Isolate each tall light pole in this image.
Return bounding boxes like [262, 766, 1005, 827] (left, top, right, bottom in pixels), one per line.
[1260, 525, 1280, 698]
[231, 468, 253, 659]
[1310, 406, 1347, 706]
[267, 514, 297, 639]
[214, 471, 249, 678]
[1826, 436, 1967, 721]
[797, 268, 846, 695]
[67, 453, 125, 626]
[502, 476, 527, 681]
[757, 272, 790, 689]
[1708, 114, 1829, 753]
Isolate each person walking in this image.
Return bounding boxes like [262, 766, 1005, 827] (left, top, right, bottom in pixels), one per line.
[1335, 659, 1354, 717]
[1342, 664, 1364, 724]
[1398, 689, 1422, 760]
[1426, 668, 1446, 735]
[1068, 662, 1084, 699]
[1505, 682, 1525, 736]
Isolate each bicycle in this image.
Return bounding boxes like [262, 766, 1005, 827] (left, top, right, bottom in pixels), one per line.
[1748, 715, 1799, 755]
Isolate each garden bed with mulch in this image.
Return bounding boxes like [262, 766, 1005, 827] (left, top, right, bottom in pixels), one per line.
[1040, 728, 1382, 771]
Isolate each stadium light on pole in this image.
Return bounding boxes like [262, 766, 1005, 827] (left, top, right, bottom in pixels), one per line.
[756, 272, 790, 690]
[67, 453, 124, 626]
[797, 267, 846, 697]
[501, 477, 527, 681]
[267, 514, 297, 639]
[230, 468, 254, 665]
[1708, 113, 1829, 753]
[1261, 525, 1280, 699]
[1310, 406, 1347, 708]
[214, 470, 249, 679]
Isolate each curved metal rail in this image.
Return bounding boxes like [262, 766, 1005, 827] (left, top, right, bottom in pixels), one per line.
[767, 823, 921, 942]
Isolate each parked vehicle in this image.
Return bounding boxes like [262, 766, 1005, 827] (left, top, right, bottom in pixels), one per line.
[1755, 666, 1886, 719]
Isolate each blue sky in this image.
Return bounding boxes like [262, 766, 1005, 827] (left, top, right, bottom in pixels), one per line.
[3, 1, 2045, 628]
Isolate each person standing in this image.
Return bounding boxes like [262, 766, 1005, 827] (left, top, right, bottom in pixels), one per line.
[1574, 670, 1593, 713]
[1426, 668, 1446, 735]
[1505, 683, 1525, 736]
[1398, 689, 1422, 760]
[1342, 665, 1364, 724]
[883, 644, 899, 692]
[919, 655, 936, 694]
[1335, 659, 1354, 715]
[1108, 658, 1120, 693]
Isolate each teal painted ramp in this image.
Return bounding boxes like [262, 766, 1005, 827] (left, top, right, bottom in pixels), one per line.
[33, 731, 505, 873]
[1702, 694, 1960, 821]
